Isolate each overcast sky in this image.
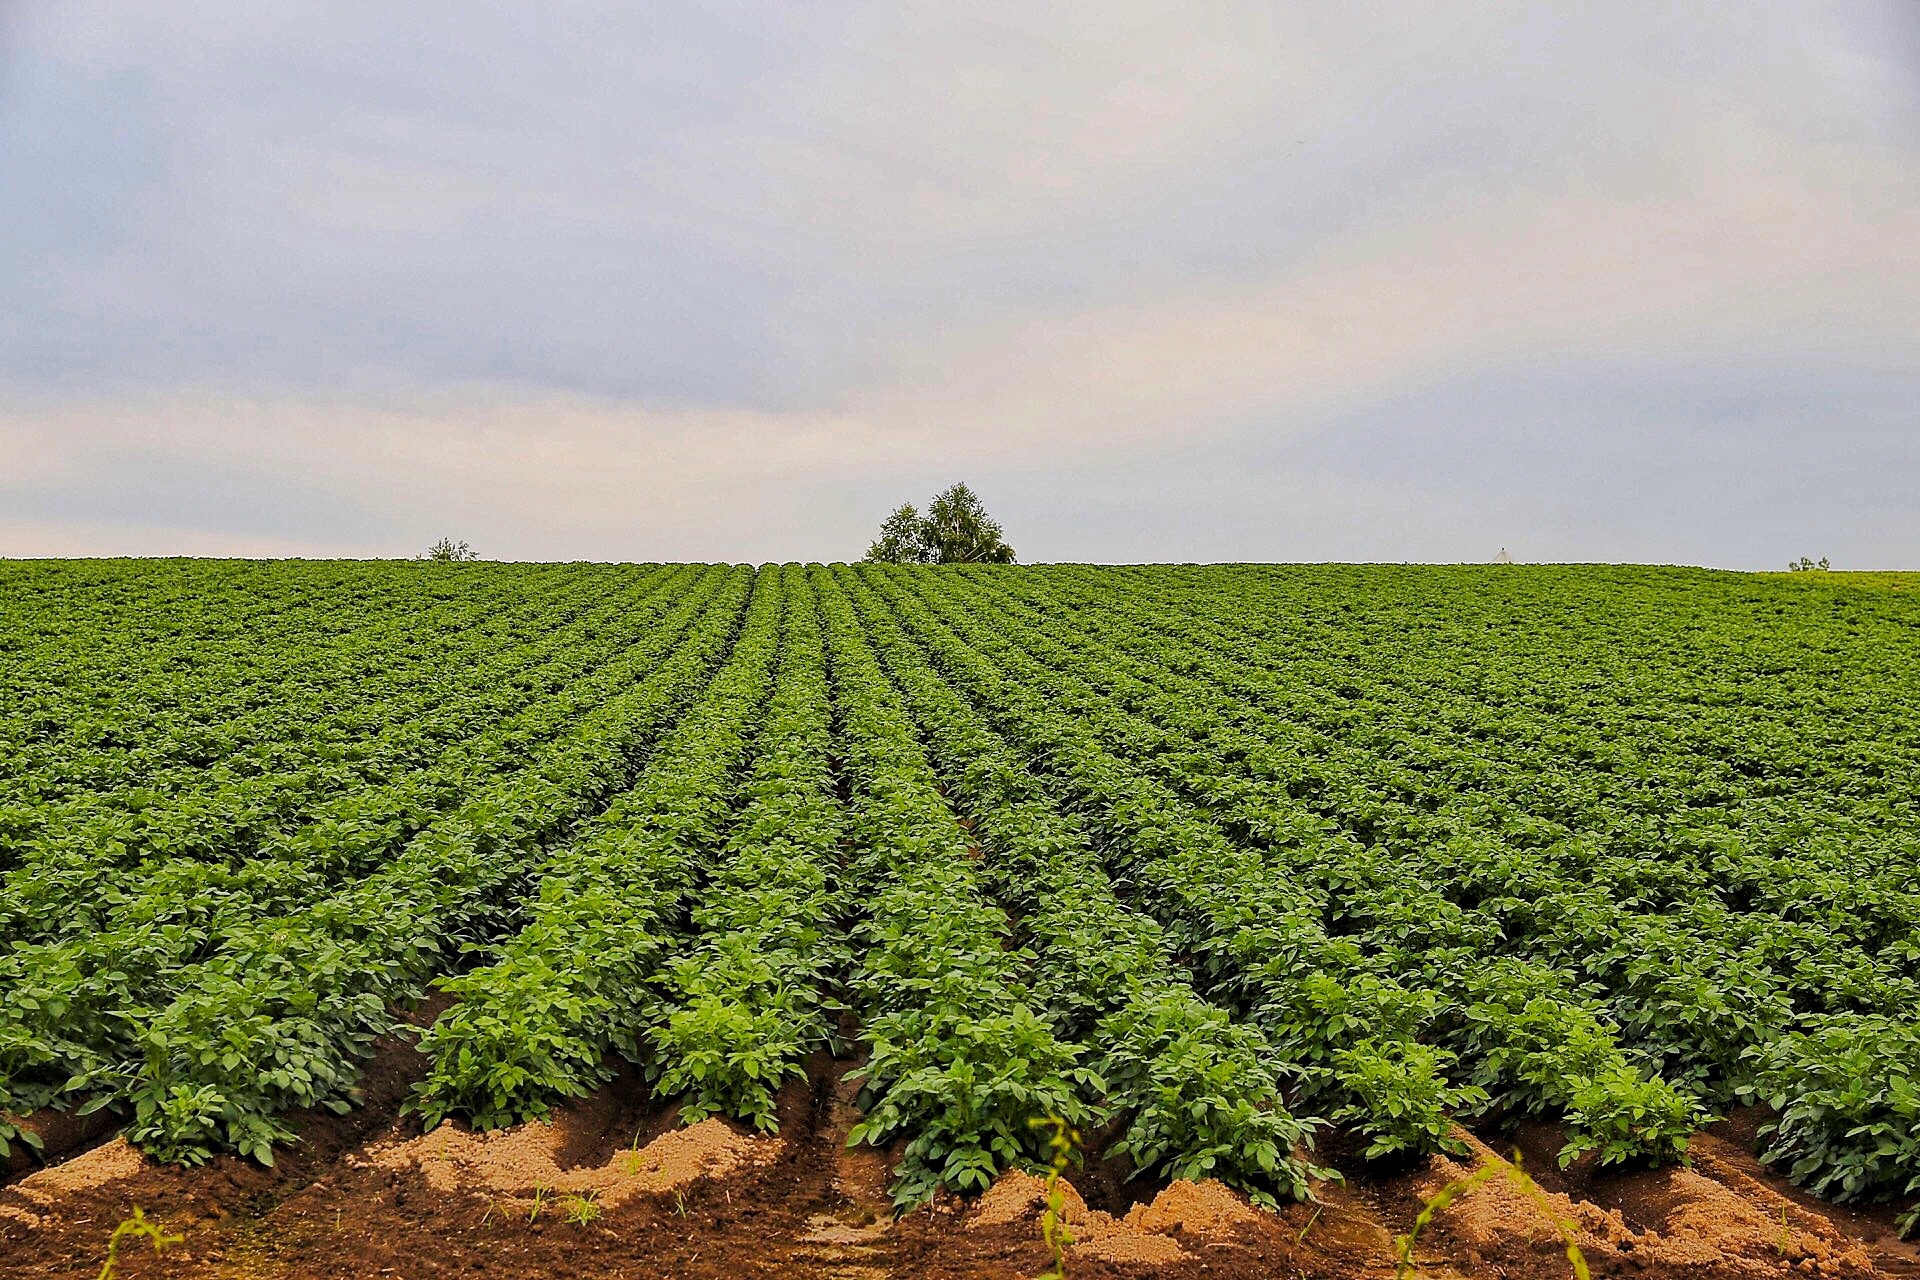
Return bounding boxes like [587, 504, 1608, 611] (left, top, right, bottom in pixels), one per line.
[2, 3, 1916, 566]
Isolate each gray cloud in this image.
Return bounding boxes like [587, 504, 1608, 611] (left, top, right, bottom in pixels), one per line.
[1, 1, 1916, 566]
[5, 447, 391, 542]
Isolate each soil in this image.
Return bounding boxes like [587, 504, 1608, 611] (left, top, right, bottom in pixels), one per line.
[4, 1038, 1916, 1280]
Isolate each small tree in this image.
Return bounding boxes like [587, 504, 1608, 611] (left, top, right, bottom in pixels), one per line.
[920, 483, 1015, 564]
[866, 504, 930, 564]
[861, 484, 1016, 564]
[422, 537, 478, 562]
[1787, 556, 1831, 572]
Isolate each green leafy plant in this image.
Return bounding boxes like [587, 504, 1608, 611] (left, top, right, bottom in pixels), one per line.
[8, 556, 1920, 1236]
[1328, 1040, 1482, 1161]
[0, 1114, 43, 1162]
[562, 1189, 602, 1226]
[1742, 1015, 1920, 1235]
[1030, 1115, 1080, 1280]
[420, 538, 478, 562]
[847, 1005, 1099, 1208]
[862, 484, 1016, 564]
[95, 1207, 183, 1280]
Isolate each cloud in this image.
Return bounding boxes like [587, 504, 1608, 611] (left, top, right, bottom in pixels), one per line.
[1, 1, 1917, 564]
[1, 389, 1040, 561]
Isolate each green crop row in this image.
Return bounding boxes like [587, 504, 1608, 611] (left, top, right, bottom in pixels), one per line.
[4, 569, 753, 1163]
[2, 560, 1915, 1235]
[0, 567, 733, 1131]
[0, 565, 698, 941]
[886, 566, 1709, 1166]
[836, 566, 1323, 1205]
[411, 568, 783, 1128]
[1, 563, 609, 818]
[812, 568, 1097, 1207]
[858, 567, 1487, 1160]
[955, 564, 1920, 1199]
[648, 565, 850, 1132]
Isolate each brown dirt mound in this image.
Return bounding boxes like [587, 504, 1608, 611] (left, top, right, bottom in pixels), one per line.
[968, 1167, 1057, 1228]
[0, 1139, 149, 1228]
[1693, 1112, 1920, 1276]
[969, 1169, 1284, 1268]
[360, 1114, 782, 1208]
[4, 1067, 1916, 1280]
[1398, 1128, 1883, 1280]
[1, 1107, 122, 1182]
[1121, 1176, 1265, 1238]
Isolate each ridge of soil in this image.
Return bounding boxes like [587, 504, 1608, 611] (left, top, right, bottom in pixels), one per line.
[3, 1043, 1916, 1280]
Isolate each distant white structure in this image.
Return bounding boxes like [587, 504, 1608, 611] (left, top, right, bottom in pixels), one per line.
[1493, 548, 1514, 564]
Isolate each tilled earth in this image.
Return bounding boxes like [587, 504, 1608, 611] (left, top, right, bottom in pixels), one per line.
[4, 1028, 1917, 1280]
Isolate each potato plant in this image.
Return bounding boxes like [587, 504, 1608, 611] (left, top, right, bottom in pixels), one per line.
[2, 558, 1917, 1235]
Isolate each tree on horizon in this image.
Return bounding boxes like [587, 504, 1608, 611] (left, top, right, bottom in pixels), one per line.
[863, 483, 1015, 564]
[866, 503, 929, 563]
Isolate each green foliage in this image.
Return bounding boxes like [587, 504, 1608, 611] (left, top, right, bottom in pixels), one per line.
[818, 567, 1086, 1206]
[4, 556, 1920, 1235]
[650, 988, 810, 1132]
[1787, 556, 1830, 571]
[862, 483, 1015, 564]
[411, 569, 783, 1129]
[645, 566, 848, 1132]
[561, 1189, 602, 1226]
[1328, 1040, 1481, 1161]
[865, 504, 930, 564]
[838, 566, 1326, 1205]
[1451, 960, 1706, 1166]
[849, 1005, 1099, 1207]
[921, 483, 1016, 564]
[1743, 1016, 1920, 1229]
[1100, 989, 1328, 1203]
[1030, 1115, 1079, 1280]
[862, 565, 1487, 1167]
[1560, 1072, 1701, 1169]
[95, 1206, 184, 1280]
[0, 1114, 42, 1162]
[409, 955, 614, 1130]
[0, 564, 754, 1165]
[421, 537, 478, 562]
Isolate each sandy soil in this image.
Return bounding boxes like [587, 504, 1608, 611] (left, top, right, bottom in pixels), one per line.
[4, 1035, 1917, 1280]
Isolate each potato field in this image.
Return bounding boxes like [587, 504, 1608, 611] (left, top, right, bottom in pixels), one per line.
[2, 559, 1918, 1280]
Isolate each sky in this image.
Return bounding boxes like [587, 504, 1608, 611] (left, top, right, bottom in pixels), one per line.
[2, 2, 1917, 567]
